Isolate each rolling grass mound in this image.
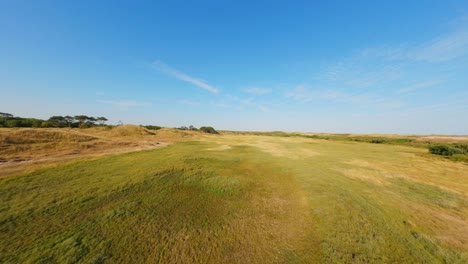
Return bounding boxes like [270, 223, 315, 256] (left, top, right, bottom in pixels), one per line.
[0, 129, 97, 144]
[103, 125, 155, 137]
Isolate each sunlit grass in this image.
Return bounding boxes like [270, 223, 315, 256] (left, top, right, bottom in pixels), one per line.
[1, 135, 467, 262]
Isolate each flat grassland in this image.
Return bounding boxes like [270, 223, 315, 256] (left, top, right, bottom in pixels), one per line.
[1, 127, 467, 263]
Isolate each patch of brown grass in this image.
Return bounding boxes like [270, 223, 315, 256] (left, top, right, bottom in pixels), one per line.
[414, 136, 468, 144]
[0, 126, 203, 177]
[203, 135, 320, 159]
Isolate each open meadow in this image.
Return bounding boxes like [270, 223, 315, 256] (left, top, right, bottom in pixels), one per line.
[1, 126, 467, 263]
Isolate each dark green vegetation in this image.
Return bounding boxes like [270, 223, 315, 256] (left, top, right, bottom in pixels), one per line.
[177, 125, 218, 134]
[199, 126, 219, 134]
[0, 112, 45, 128]
[429, 144, 468, 162]
[429, 144, 468, 155]
[1, 136, 467, 263]
[140, 125, 162, 130]
[0, 112, 108, 128]
[176, 125, 199, 131]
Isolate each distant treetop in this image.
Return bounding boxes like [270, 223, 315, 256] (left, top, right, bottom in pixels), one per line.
[0, 112, 14, 118]
[0, 113, 109, 128]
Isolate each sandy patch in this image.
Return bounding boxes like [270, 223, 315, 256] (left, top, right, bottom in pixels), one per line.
[205, 145, 232, 151]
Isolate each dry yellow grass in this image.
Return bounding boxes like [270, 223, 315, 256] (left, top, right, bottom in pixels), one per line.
[0, 126, 202, 177]
[199, 133, 468, 259]
[302, 132, 468, 144]
[1, 129, 467, 262]
[204, 134, 320, 159]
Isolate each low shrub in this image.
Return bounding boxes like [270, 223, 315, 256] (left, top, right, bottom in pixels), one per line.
[200, 126, 218, 134]
[141, 125, 162, 130]
[429, 145, 466, 156]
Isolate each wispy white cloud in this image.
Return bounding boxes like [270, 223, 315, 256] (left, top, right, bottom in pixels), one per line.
[322, 53, 404, 89]
[241, 97, 255, 105]
[245, 87, 272, 95]
[360, 46, 408, 61]
[286, 85, 313, 101]
[286, 85, 402, 109]
[97, 100, 151, 108]
[357, 29, 468, 63]
[398, 81, 439, 94]
[317, 19, 468, 100]
[411, 30, 468, 62]
[153, 61, 219, 94]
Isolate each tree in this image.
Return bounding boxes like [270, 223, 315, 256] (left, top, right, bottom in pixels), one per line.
[64, 116, 74, 127]
[189, 125, 197, 130]
[0, 112, 13, 127]
[96, 117, 108, 125]
[0, 112, 13, 118]
[47, 116, 67, 127]
[87, 117, 97, 125]
[74, 115, 89, 126]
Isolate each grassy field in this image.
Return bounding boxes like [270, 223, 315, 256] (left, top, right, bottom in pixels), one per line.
[0, 126, 198, 177]
[1, 129, 467, 263]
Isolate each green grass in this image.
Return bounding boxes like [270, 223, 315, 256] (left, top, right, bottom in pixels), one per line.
[1, 137, 467, 263]
[241, 131, 468, 163]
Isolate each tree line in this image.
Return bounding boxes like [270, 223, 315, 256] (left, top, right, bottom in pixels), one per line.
[177, 125, 218, 134]
[1, 112, 219, 134]
[0, 112, 108, 128]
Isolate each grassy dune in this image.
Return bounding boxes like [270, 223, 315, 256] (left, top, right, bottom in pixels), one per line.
[0, 126, 198, 177]
[1, 132, 467, 263]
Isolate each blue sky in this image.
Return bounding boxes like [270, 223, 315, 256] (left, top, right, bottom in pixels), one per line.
[1, 0, 468, 134]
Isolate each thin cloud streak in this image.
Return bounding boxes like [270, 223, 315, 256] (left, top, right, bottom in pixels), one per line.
[286, 85, 402, 109]
[153, 61, 219, 93]
[358, 29, 468, 63]
[412, 30, 468, 62]
[398, 81, 439, 94]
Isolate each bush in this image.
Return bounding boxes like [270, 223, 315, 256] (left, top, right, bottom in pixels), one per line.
[199, 126, 218, 134]
[79, 123, 93, 129]
[141, 125, 162, 130]
[454, 144, 468, 153]
[429, 145, 465, 156]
